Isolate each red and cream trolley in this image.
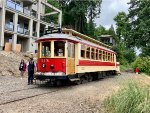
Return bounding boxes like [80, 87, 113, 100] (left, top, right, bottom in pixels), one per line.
[34, 29, 120, 84]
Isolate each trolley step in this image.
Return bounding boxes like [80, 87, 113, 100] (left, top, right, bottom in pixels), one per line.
[70, 78, 80, 82]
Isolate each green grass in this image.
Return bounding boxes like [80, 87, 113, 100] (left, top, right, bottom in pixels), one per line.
[104, 81, 150, 113]
[120, 65, 134, 72]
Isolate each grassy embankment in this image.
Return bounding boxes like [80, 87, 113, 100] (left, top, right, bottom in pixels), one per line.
[104, 80, 150, 113]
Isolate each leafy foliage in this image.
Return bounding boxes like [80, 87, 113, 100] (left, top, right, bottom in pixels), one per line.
[132, 56, 150, 75]
[139, 44, 150, 57]
[113, 43, 136, 65]
[126, 0, 150, 52]
[104, 81, 150, 113]
[120, 65, 133, 72]
[114, 12, 128, 42]
[112, 12, 136, 65]
[47, 0, 102, 37]
[45, 0, 60, 23]
[94, 25, 117, 41]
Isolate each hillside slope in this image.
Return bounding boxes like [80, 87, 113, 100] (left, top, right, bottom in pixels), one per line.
[0, 51, 34, 77]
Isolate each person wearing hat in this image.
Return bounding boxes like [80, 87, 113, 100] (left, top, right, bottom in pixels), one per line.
[27, 57, 36, 85]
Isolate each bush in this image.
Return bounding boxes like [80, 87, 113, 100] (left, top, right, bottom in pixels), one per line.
[104, 81, 150, 113]
[132, 57, 150, 75]
[120, 65, 134, 72]
[113, 43, 136, 65]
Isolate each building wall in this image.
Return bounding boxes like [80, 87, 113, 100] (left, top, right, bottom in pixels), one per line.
[0, 0, 5, 50]
[32, 0, 47, 14]
[4, 34, 12, 44]
[5, 14, 13, 24]
[0, 0, 61, 52]
[0, 0, 2, 8]
[32, 3, 37, 12]
[17, 37, 28, 52]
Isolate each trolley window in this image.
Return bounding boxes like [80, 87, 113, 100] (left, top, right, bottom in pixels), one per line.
[81, 45, 86, 58]
[110, 53, 112, 62]
[103, 51, 106, 61]
[99, 50, 102, 61]
[38, 43, 40, 58]
[68, 42, 75, 58]
[86, 46, 90, 59]
[72, 43, 75, 58]
[106, 52, 108, 61]
[54, 41, 65, 57]
[112, 54, 114, 62]
[41, 42, 51, 57]
[108, 52, 111, 61]
[96, 49, 98, 60]
[68, 42, 71, 57]
[91, 48, 95, 59]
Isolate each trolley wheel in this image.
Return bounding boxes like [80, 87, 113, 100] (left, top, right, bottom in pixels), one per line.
[75, 78, 83, 85]
[56, 80, 62, 86]
[88, 75, 93, 82]
[52, 80, 62, 86]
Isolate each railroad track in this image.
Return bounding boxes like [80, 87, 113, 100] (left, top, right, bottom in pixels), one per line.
[0, 89, 59, 106]
[0, 82, 65, 106]
[0, 75, 116, 106]
[0, 79, 59, 95]
[0, 86, 39, 95]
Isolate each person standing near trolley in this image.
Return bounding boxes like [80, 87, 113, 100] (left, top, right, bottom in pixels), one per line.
[19, 59, 26, 79]
[135, 67, 139, 74]
[27, 57, 36, 85]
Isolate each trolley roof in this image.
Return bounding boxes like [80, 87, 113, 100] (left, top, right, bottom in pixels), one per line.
[62, 29, 112, 49]
[37, 29, 115, 53]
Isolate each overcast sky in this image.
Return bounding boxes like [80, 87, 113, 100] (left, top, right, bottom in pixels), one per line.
[95, 0, 130, 29]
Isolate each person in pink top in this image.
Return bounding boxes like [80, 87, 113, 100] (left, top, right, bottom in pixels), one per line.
[19, 59, 26, 79]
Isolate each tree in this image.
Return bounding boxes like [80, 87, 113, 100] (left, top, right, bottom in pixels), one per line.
[46, 0, 102, 37]
[127, 0, 150, 48]
[139, 44, 150, 57]
[45, 0, 60, 24]
[94, 25, 107, 37]
[114, 12, 128, 42]
[113, 12, 136, 64]
[59, 0, 102, 36]
[107, 25, 118, 43]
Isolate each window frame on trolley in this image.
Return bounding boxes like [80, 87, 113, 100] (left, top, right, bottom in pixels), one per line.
[67, 42, 75, 58]
[80, 43, 116, 63]
[38, 40, 67, 58]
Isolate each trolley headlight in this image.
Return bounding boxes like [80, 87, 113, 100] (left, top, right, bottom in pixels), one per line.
[43, 72, 65, 76]
[42, 63, 46, 68]
[44, 72, 52, 76]
[35, 72, 41, 75]
[50, 64, 54, 69]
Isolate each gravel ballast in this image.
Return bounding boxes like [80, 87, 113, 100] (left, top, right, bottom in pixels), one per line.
[0, 73, 149, 113]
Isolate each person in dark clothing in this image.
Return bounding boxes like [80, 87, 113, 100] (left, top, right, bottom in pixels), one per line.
[27, 58, 36, 85]
[19, 59, 26, 79]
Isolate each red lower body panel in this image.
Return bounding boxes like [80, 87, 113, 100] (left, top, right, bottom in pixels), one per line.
[37, 58, 66, 73]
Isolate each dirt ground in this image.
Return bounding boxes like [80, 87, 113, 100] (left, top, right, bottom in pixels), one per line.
[0, 73, 149, 113]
